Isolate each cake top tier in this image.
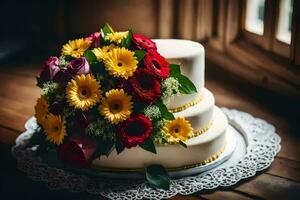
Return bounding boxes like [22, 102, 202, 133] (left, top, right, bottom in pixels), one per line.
[154, 39, 204, 59]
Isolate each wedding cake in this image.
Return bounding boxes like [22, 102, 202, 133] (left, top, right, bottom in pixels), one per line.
[31, 23, 229, 188]
[92, 39, 228, 170]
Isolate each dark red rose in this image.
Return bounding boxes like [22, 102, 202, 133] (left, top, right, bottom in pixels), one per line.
[53, 69, 72, 85]
[132, 34, 157, 51]
[119, 114, 153, 148]
[39, 56, 60, 82]
[86, 32, 101, 47]
[58, 134, 97, 168]
[129, 68, 161, 104]
[67, 57, 90, 76]
[144, 50, 170, 79]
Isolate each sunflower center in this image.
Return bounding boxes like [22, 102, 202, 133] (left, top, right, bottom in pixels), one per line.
[127, 122, 144, 136]
[110, 101, 122, 113]
[172, 126, 180, 134]
[152, 60, 161, 69]
[73, 48, 78, 51]
[79, 87, 90, 99]
[53, 125, 60, 132]
[117, 62, 123, 67]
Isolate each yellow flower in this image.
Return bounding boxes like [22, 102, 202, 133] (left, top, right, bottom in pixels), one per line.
[106, 31, 128, 44]
[44, 114, 66, 145]
[92, 44, 115, 61]
[61, 38, 91, 58]
[34, 95, 49, 125]
[104, 47, 138, 79]
[163, 118, 193, 143]
[66, 74, 101, 110]
[99, 89, 133, 124]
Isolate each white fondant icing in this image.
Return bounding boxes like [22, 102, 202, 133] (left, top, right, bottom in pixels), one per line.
[91, 106, 227, 169]
[174, 88, 214, 131]
[153, 39, 205, 109]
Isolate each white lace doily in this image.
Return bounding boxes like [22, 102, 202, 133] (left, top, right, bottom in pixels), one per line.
[11, 108, 281, 200]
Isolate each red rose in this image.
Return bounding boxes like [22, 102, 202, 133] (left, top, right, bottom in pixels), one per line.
[129, 68, 161, 104]
[119, 114, 153, 148]
[144, 50, 170, 79]
[132, 34, 157, 51]
[58, 134, 97, 168]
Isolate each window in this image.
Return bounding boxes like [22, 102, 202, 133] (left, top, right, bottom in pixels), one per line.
[276, 0, 293, 44]
[245, 0, 265, 35]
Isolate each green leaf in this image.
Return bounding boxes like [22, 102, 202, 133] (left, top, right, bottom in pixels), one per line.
[101, 23, 114, 35]
[83, 50, 97, 64]
[122, 29, 133, 49]
[139, 139, 157, 154]
[134, 50, 146, 62]
[155, 99, 175, 120]
[179, 140, 187, 148]
[176, 74, 197, 94]
[145, 164, 170, 190]
[115, 141, 125, 154]
[169, 64, 181, 77]
[64, 55, 75, 62]
[98, 140, 115, 156]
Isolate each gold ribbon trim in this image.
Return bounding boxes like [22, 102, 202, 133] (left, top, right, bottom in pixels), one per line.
[168, 94, 203, 113]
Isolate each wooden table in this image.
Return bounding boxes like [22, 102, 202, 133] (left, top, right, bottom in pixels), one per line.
[0, 61, 299, 200]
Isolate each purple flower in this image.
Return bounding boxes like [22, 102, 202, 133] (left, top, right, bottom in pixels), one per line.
[67, 57, 90, 76]
[39, 57, 60, 82]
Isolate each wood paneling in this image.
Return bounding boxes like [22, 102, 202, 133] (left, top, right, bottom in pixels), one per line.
[67, 0, 159, 38]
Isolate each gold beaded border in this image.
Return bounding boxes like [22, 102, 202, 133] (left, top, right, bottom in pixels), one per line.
[190, 121, 213, 138]
[90, 141, 226, 172]
[168, 94, 203, 113]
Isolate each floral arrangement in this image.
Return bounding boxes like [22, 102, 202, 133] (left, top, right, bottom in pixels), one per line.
[31, 23, 197, 188]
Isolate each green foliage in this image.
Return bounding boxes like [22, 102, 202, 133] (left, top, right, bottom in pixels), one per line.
[100, 23, 114, 45]
[36, 77, 44, 88]
[121, 29, 133, 49]
[83, 50, 97, 64]
[155, 99, 175, 120]
[145, 164, 170, 190]
[115, 141, 125, 154]
[140, 139, 157, 154]
[169, 64, 181, 76]
[134, 50, 146, 62]
[179, 140, 187, 148]
[169, 63, 197, 94]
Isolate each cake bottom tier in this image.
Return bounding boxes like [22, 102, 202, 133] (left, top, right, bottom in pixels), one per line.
[91, 106, 228, 170]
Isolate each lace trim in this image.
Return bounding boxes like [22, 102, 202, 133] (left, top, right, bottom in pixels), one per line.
[90, 142, 226, 172]
[168, 94, 203, 113]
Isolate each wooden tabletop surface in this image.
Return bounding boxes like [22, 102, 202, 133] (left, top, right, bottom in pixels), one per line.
[0, 60, 299, 200]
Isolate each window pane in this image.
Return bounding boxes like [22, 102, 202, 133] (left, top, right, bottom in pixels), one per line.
[245, 0, 265, 35]
[276, 0, 293, 44]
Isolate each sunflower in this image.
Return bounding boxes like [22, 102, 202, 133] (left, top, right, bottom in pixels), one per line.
[44, 114, 66, 145]
[104, 47, 138, 79]
[34, 95, 49, 125]
[66, 74, 101, 110]
[92, 44, 115, 61]
[99, 89, 133, 124]
[163, 117, 193, 143]
[106, 31, 128, 44]
[61, 38, 91, 58]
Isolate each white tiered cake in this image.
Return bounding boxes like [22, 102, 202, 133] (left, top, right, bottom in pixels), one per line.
[92, 39, 228, 170]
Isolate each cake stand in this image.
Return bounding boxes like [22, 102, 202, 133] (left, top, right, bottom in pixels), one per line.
[12, 108, 281, 200]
